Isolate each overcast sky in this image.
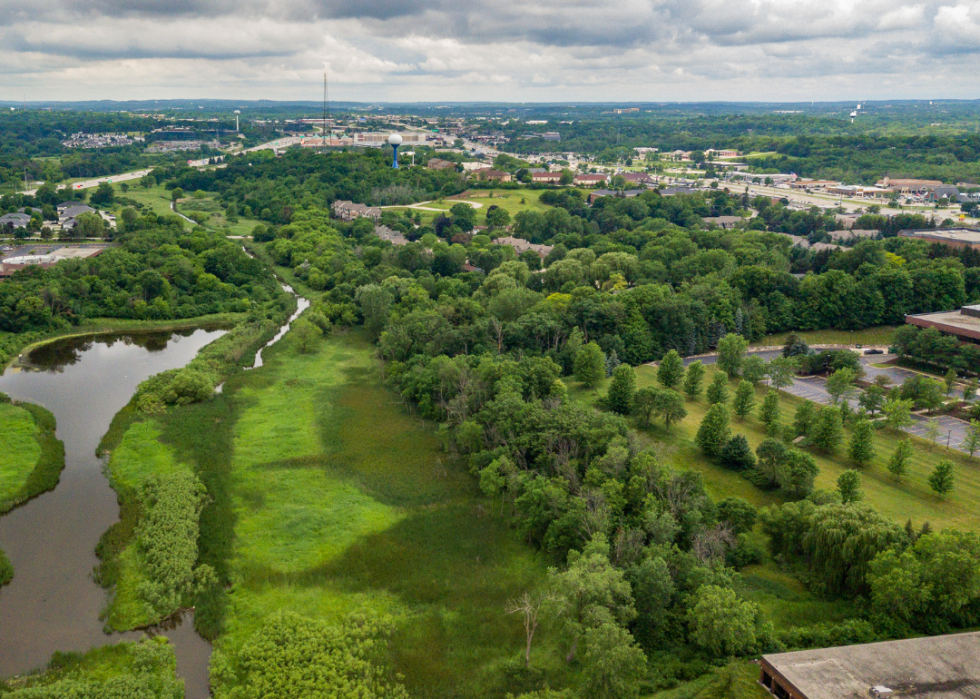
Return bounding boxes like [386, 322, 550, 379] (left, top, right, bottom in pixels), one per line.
[1, 0, 979, 102]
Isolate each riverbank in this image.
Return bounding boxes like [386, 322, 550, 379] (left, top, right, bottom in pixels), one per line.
[0, 399, 64, 516]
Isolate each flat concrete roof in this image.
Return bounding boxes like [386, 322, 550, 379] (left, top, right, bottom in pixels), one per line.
[762, 631, 980, 699]
[907, 308, 980, 342]
[900, 229, 980, 246]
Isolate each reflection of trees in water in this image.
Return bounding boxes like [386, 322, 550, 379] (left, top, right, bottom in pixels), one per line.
[24, 331, 192, 373]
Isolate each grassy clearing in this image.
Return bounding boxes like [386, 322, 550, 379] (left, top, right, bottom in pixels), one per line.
[0, 401, 64, 515]
[386, 187, 553, 226]
[749, 326, 900, 348]
[648, 661, 769, 699]
[204, 328, 553, 699]
[629, 365, 980, 532]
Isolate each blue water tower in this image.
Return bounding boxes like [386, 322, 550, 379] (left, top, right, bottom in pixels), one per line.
[388, 133, 403, 168]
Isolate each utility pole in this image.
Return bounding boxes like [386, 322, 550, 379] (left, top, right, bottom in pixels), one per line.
[322, 72, 329, 152]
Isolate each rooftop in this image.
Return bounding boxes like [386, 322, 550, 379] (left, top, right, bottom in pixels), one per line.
[900, 229, 980, 247]
[762, 631, 980, 699]
[907, 306, 980, 342]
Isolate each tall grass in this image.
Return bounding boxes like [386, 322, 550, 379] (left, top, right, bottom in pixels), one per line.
[0, 401, 65, 514]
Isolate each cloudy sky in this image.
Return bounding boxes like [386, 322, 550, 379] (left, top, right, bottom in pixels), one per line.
[1, 0, 979, 101]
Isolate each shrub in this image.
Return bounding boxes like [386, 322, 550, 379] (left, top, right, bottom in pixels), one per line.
[720, 435, 755, 471]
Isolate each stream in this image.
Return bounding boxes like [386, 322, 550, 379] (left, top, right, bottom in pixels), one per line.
[0, 285, 307, 697]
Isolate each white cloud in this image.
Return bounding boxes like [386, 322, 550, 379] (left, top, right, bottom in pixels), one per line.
[0, 0, 979, 100]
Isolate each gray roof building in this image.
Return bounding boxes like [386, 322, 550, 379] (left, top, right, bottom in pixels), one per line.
[59, 205, 95, 220]
[760, 631, 980, 699]
[0, 213, 31, 228]
[374, 225, 409, 246]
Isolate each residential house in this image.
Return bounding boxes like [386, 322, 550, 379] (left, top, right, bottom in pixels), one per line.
[494, 236, 554, 259]
[427, 158, 456, 171]
[588, 189, 644, 204]
[620, 172, 652, 186]
[470, 168, 513, 183]
[374, 225, 409, 246]
[331, 200, 381, 222]
[701, 216, 742, 229]
[0, 213, 31, 229]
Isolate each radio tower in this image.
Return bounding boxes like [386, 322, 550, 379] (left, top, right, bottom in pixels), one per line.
[322, 71, 327, 152]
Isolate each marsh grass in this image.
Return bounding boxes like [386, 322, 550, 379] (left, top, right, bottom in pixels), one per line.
[203, 329, 556, 698]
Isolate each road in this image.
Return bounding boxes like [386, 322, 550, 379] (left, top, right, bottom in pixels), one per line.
[24, 169, 153, 196]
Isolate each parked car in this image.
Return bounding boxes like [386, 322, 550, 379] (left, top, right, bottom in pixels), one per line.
[864, 348, 884, 355]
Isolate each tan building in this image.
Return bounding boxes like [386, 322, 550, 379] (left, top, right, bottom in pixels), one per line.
[469, 168, 512, 182]
[494, 236, 553, 259]
[331, 200, 381, 222]
[899, 228, 980, 250]
[531, 171, 563, 184]
[907, 305, 980, 344]
[427, 158, 456, 170]
[760, 631, 980, 699]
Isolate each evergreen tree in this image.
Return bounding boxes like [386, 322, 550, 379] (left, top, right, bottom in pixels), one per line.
[607, 364, 636, 415]
[929, 459, 955, 498]
[812, 405, 844, 453]
[848, 418, 876, 467]
[657, 350, 685, 390]
[706, 371, 730, 405]
[683, 360, 706, 401]
[759, 390, 780, 437]
[720, 435, 755, 471]
[575, 342, 606, 390]
[732, 381, 756, 421]
[887, 438, 914, 481]
[605, 349, 621, 378]
[837, 470, 863, 504]
[696, 404, 731, 459]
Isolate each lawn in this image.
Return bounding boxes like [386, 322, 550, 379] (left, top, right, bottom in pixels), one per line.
[750, 326, 900, 349]
[111, 183, 264, 237]
[386, 187, 555, 226]
[146, 326, 555, 698]
[627, 365, 980, 532]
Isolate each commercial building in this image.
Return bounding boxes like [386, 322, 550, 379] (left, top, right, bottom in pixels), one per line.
[531, 172, 563, 184]
[0, 245, 108, 277]
[470, 168, 512, 183]
[573, 174, 609, 186]
[759, 631, 980, 699]
[353, 132, 427, 147]
[899, 228, 980, 250]
[427, 158, 456, 170]
[906, 305, 980, 344]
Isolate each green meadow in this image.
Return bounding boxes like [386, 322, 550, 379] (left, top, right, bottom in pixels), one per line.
[386, 187, 553, 226]
[104, 325, 555, 696]
[749, 326, 900, 348]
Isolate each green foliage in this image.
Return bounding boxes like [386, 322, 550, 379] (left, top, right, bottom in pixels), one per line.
[782, 449, 819, 499]
[607, 364, 636, 415]
[720, 435, 755, 471]
[134, 471, 209, 620]
[575, 342, 606, 390]
[869, 530, 980, 636]
[0, 546, 12, 586]
[758, 390, 780, 436]
[929, 459, 955, 498]
[683, 361, 706, 401]
[837, 470, 863, 505]
[716, 334, 748, 377]
[687, 585, 760, 656]
[705, 372, 730, 405]
[825, 368, 857, 405]
[887, 438, 914, 481]
[732, 381, 756, 420]
[696, 404, 731, 459]
[793, 400, 817, 436]
[716, 497, 757, 535]
[848, 418, 876, 467]
[579, 621, 647, 699]
[292, 317, 322, 354]
[658, 350, 685, 389]
[0, 637, 182, 699]
[654, 389, 688, 432]
[0, 401, 65, 515]
[761, 501, 906, 596]
[811, 406, 844, 453]
[221, 612, 408, 699]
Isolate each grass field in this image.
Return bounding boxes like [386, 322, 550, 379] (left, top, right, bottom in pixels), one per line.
[110, 183, 264, 237]
[749, 326, 900, 348]
[386, 187, 554, 226]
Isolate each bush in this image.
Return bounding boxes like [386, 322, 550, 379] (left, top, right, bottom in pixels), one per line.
[720, 435, 756, 471]
[0, 546, 12, 586]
